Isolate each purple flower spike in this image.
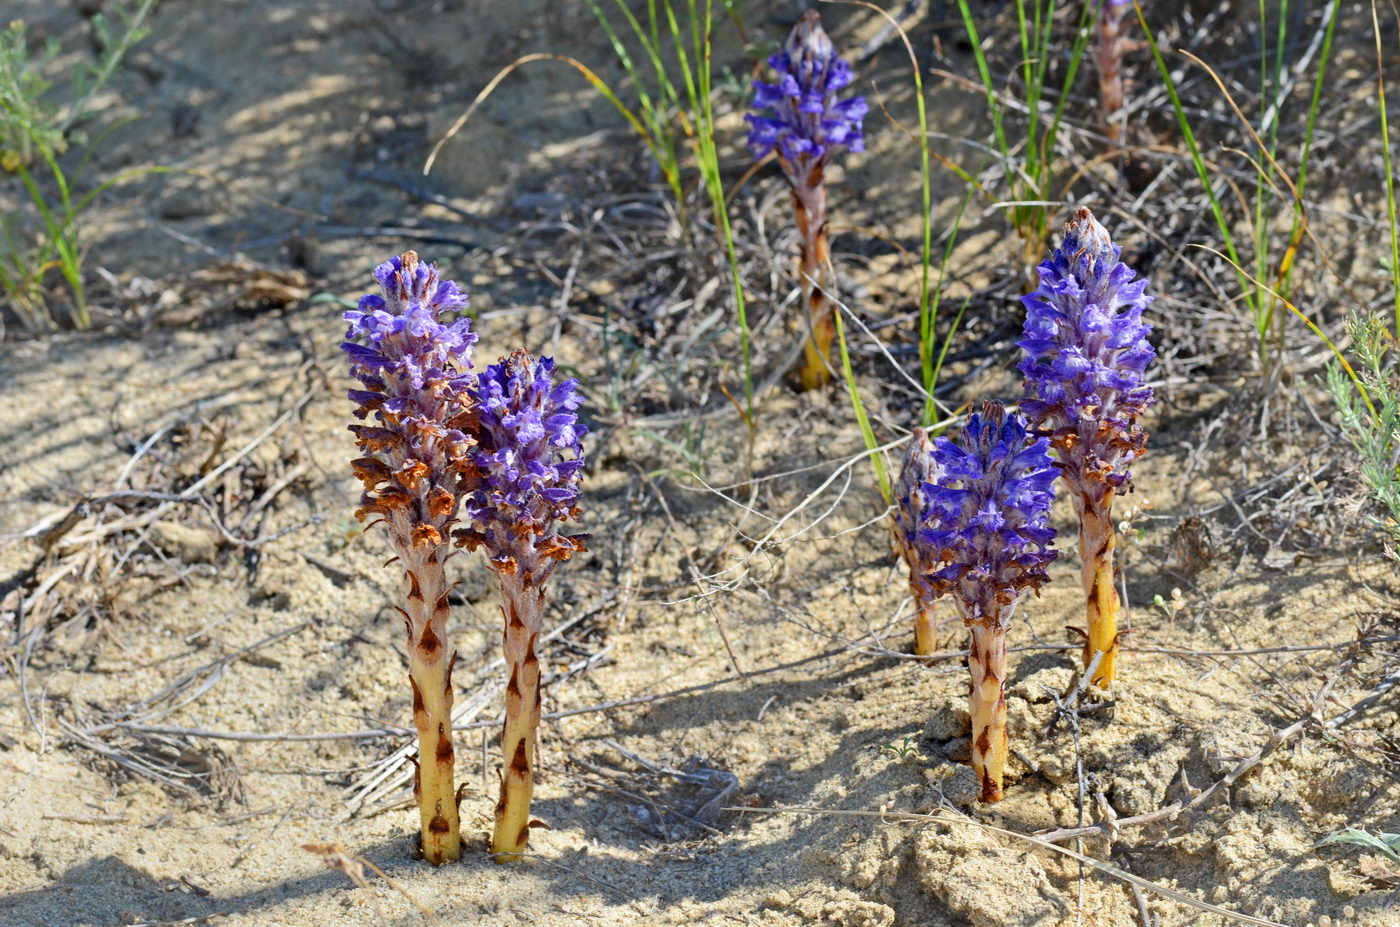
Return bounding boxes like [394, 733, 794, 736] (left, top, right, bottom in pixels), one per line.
[342, 251, 476, 863]
[342, 250, 478, 539]
[457, 349, 587, 860]
[748, 9, 865, 390]
[1020, 208, 1154, 688]
[896, 429, 945, 655]
[745, 10, 866, 175]
[458, 350, 588, 581]
[915, 401, 1057, 803]
[1019, 207, 1154, 499]
[918, 403, 1058, 625]
[895, 429, 938, 592]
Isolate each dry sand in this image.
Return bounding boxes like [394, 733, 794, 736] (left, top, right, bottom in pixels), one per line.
[2, 2, 1399, 926]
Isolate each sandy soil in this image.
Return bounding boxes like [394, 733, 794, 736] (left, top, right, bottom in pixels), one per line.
[2, 2, 1399, 926]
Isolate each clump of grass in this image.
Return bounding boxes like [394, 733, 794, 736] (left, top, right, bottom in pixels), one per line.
[1327, 313, 1400, 559]
[583, 0, 691, 218]
[426, 0, 756, 428]
[0, 0, 162, 331]
[952, 0, 1096, 267]
[1134, 0, 1341, 373]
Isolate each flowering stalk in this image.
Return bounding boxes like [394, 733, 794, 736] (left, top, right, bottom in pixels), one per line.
[916, 403, 1057, 801]
[895, 429, 941, 655]
[1020, 208, 1154, 688]
[746, 10, 866, 390]
[455, 351, 586, 862]
[343, 252, 478, 864]
[1097, 0, 1134, 151]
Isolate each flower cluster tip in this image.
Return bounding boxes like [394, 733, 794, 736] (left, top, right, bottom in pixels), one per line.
[745, 10, 867, 173]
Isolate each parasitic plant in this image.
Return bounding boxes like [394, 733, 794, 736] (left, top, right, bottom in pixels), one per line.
[746, 9, 866, 390]
[916, 402, 1057, 801]
[343, 252, 478, 864]
[1096, 0, 1134, 152]
[456, 350, 586, 862]
[895, 429, 941, 655]
[1020, 208, 1154, 688]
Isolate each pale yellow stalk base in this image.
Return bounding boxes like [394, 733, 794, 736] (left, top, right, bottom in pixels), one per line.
[490, 570, 544, 863]
[913, 602, 939, 656]
[798, 316, 835, 391]
[967, 623, 1008, 802]
[403, 552, 460, 865]
[410, 656, 461, 864]
[1078, 496, 1122, 689]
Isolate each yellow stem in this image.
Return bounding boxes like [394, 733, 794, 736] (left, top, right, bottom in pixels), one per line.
[913, 600, 938, 656]
[490, 570, 544, 863]
[967, 623, 1008, 802]
[1078, 496, 1121, 688]
[403, 551, 461, 864]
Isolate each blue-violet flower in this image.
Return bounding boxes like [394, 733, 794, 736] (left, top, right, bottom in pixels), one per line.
[455, 349, 586, 861]
[745, 10, 867, 175]
[1019, 207, 1154, 688]
[1018, 207, 1154, 502]
[918, 403, 1059, 625]
[917, 401, 1057, 802]
[458, 350, 588, 577]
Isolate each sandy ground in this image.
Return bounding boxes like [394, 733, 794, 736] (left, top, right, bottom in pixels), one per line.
[3, 2, 1400, 926]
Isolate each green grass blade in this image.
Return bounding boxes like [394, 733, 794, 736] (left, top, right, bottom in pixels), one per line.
[923, 181, 976, 426]
[1371, 0, 1400, 338]
[1274, 0, 1338, 309]
[834, 304, 891, 503]
[676, 0, 752, 423]
[953, 0, 1011, 164]
[1133, 1, 1254, 316]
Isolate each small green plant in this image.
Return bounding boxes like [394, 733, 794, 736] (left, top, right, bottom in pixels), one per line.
[584, 0, 690, 215]
[426, 0, 755, 428]
[1152, 587, 1184, 620]
[638, 422, 710, 480]
[0, 0, 163, 331]
[1327, 313, 1400, 558]
[1318, 827, 1400, 866]
[879, 736, 924, 762]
